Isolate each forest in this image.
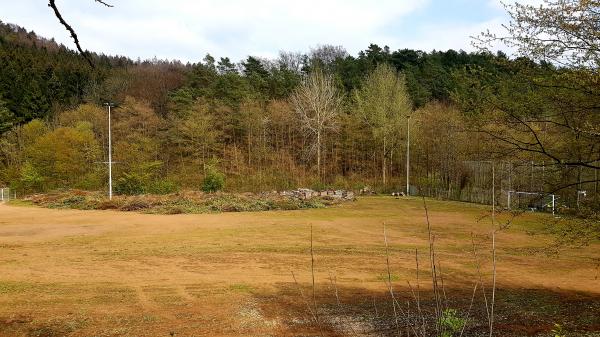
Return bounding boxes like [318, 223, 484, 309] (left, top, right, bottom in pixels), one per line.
[0, 0, 598, 213]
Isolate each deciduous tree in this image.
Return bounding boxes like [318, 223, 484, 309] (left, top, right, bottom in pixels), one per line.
[354, 64, 412, 187]
[291, 69, 342, 179]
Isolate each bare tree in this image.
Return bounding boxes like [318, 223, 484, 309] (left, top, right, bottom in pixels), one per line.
[310, 44, 348, 69]
[278, 51, 305, 74]
[291, 69, 343, 180]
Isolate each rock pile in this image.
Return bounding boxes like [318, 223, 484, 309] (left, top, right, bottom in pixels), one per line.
[279, 188, 355, 200]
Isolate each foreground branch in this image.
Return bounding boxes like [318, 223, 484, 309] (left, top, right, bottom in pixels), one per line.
[48, 0, 112, 68]
[94, 0, 113, 7]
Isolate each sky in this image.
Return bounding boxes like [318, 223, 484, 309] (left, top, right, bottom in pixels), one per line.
[1, 0, 540, 63]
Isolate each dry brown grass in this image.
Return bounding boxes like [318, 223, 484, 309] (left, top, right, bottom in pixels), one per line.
[0, 197, 598, 336]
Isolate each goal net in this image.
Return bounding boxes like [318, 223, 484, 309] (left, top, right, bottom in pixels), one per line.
[0, 187, 10, 202]
[507, 191, 556, 214]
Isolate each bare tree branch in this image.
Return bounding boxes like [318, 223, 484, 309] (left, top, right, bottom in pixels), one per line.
[94, 0, 114, 7]
[48, 0, 114, 68]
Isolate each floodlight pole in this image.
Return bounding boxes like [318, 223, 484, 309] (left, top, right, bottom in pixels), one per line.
[104, 102, 115, 200]
[406, 115, 411, 196]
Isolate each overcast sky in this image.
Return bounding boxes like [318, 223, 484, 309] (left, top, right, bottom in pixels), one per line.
[2, 0, 539, 63]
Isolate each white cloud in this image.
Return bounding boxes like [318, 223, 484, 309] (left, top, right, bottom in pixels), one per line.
[1, 0, 430, 61]
[388, 17, 510, 53]
[0, 0, 525, 62]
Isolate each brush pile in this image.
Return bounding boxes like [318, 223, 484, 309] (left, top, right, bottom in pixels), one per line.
[26, 189, 354, 214]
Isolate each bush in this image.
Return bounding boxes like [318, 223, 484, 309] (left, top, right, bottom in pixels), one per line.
[202, 166, 225, 193]
[309, 180, 329, 192]
[439, 309, 466, 337]
[114, 173, 145, 195]
[146, 179, 178, 195]
[47, 195, 85, 209]
[74, 172, 103, 190]
[19, 162, 45, 192]
[551, 323, 566, 337]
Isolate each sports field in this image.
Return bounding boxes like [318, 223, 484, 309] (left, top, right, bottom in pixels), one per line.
[0, 197, 598, 336]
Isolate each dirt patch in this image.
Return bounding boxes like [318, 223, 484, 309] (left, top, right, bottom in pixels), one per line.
[256, 284, 600, 337]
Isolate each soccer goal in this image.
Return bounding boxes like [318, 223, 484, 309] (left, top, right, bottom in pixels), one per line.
[0, 187, 10, 202]
[507, 190, 556, 214]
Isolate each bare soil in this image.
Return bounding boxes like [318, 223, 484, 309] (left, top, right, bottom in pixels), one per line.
[0, 197, 598, 336]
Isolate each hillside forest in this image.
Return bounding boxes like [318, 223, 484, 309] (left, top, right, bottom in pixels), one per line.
[0, 1, 598, 213]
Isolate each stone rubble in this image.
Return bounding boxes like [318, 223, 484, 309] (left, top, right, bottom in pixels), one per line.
[278, 188, 355, 200]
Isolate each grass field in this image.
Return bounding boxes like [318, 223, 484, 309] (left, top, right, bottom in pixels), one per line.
[0, 197, 598, 336]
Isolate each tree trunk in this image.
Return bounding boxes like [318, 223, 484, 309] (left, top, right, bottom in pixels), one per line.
[317, 129, 321, 181]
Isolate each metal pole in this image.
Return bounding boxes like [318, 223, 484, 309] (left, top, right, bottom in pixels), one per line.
[104, 103, 114, 200]
[508, 160, 512, 192]
[108, 104, 112, 200]
[406, 115, 410, 196]
[577, 166, 582, 209]
[595, 164, 598, 196]
[530, 160, 534, 192]
[542, 160, 545, 192]
[492, 163, 495, 208]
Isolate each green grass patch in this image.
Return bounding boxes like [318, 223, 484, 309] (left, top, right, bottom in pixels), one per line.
[376, 273, 400, 282]
[5, 199, 34, 207]
[0, 280, 35, 294]
[229, 283, 254, 293]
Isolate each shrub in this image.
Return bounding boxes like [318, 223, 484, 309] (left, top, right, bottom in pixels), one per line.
[19, 162, 45, 192]
[551, 323, 566, 337]
[202, 166, 225, 193]
[74, 172, 103, 190]
[439, 309, 466, 337]
[310, 180, 329, 192]
[47, 195, 85, 209]
[300, 199, 326, 209]
[146, 179, 178, 195]
[114, 173, 145, 195]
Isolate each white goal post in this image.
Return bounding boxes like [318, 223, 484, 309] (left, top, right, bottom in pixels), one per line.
[0, 187, 10, 202]
[507, 190, 556, 215]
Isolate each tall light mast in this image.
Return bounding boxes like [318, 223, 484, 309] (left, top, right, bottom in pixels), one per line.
[406, 115, 411, 196]
[104, 102, 115, 200]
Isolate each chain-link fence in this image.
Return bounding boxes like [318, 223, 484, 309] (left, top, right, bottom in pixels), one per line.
[411, 160, 594, 213]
